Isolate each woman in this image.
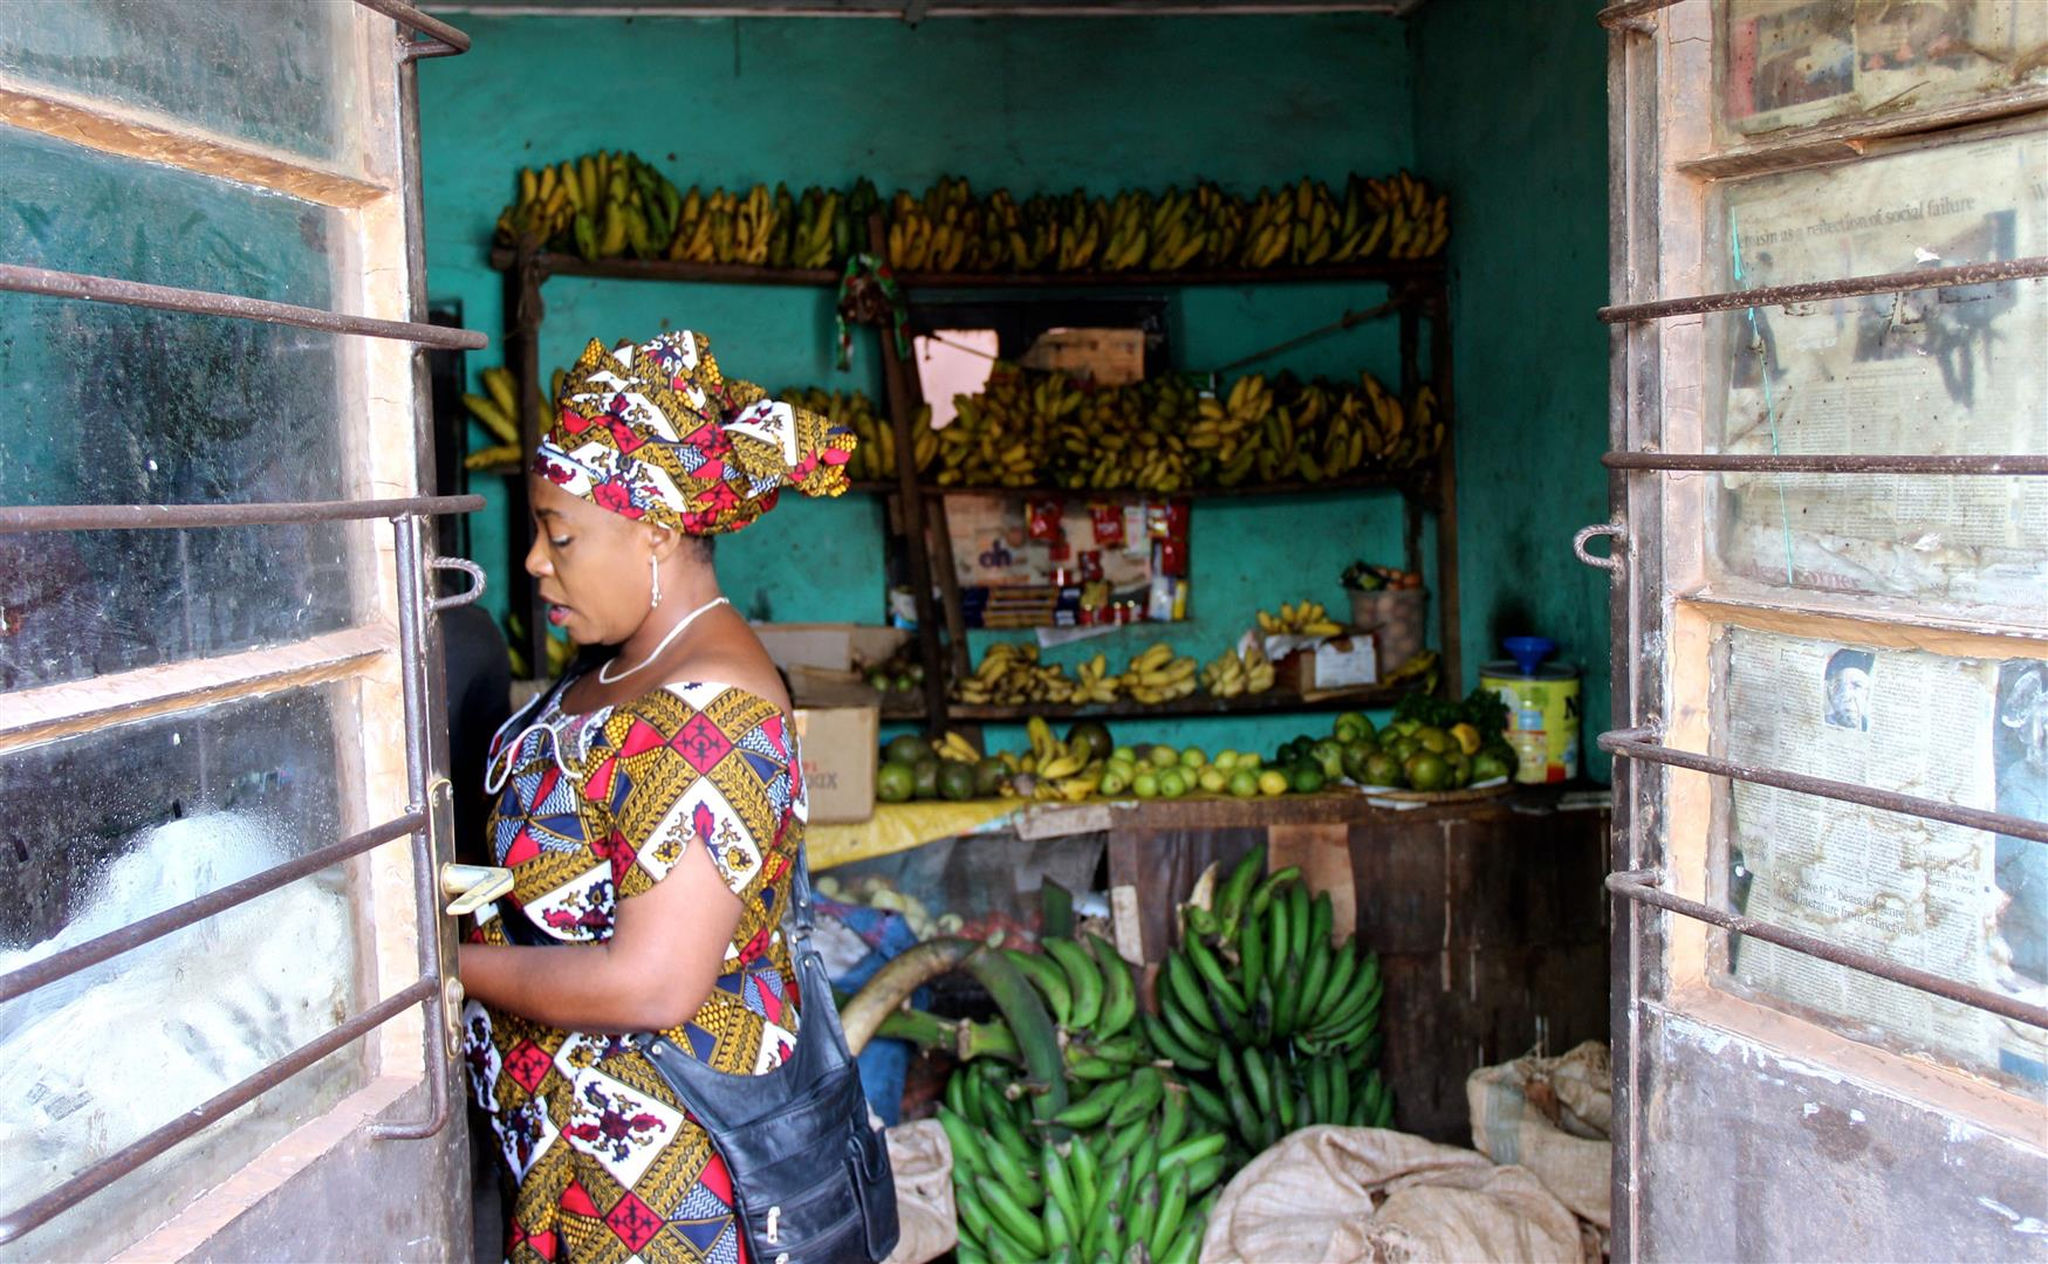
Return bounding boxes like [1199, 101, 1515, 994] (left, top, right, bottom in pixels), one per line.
[459, 329, 855, 1263]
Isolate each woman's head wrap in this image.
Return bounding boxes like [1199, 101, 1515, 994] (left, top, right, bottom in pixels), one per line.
[534, 330, 856, 536]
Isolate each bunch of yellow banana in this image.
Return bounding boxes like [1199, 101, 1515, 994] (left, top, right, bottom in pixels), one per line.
[1071, 654, 1122, 706]
[1258, 602, 1347, 638]
[663, 182, 850, 269]
[953, 643, 1079, 706]
[495, 151, 687, 262]
[1362, 171, 1451, 260]
[1023, 718, 1106, 802]
[934, 731, 983, 764]
[1200, 642, 1277, 698]
[461, 365, 523, 471]
[1119, 643, 1200, 704]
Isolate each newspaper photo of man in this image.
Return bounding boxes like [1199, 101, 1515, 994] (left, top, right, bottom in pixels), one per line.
[1823, 648, 1876, 732]
[1994, 659, 2048, 987]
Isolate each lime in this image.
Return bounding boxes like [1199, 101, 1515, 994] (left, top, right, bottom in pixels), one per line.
[1107, 757, 1137, 786]
[876, 763, 914, 803]
[1238, 752, 1262, 770]
[1158, 767, 1190, 799]
[1444, 749, 1471, 788]
[1112, 745, 1138, 765]
[1149, 745, 1180, 769]
[974, 756, 1009, 797]
[885, 734, 929, 766]
[1391, 718, 1421, 737]
[911, 756, 941, 799]
[1067, 721, 1114, 763]
[1228, 769, 1260, 798]
[1310, 739, 1344, 781]
[1214, 749, 1240, 772]
[1341, 741, 1377, 783]
[1472, 749, 1513, 782]
[1133, 771, 1160, 799]
[1333, 711, 1372, 744]
[1406, 752, 1450, 792]
[1389, 736, 1420, 764]
[1289, 764, 1326, 795]
[1258, 770, 1290, 797]
[1198, 767, 1228, 794]
[1364, 751, 1404, 787]
[1413, 726, 1452, 754]
[1179, 747, 1207, 769]
[938, 762, 977, 802]
[1100, 767, 1130, 797]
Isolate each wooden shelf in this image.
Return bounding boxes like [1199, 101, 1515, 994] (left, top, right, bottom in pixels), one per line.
[488, 248, 1444, 292]
[489, 249, 841, 287]
[890, 470, 1427, 501]
[891, 259, 1445, 289]
[946, 685, 1401, 724]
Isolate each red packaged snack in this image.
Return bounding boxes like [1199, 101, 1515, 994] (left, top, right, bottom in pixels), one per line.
[1027, 498, 1064, 542]
[1161, 499, 1191, 540]
[1079, 549, 1104, 582]
[1145, 502, 1171, 540]
[1155, 537, 1188, 578]
[1089, 502, 1125, 548]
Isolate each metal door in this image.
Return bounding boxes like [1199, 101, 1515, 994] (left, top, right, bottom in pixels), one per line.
[1595, 1, 2048, 1258]
[0, 3, 486, 1259]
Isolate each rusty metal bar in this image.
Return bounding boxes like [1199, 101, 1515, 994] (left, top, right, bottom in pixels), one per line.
[1605, 451, 2048, 475]
[0, 977, 438, 1247]
[0, 812, 423, 1007]
[1600, 728, 2048, 844]
[1596, 0, 1681, 30]
[351, 0, 472, 54]
[0, 494, 483, 534]
[0, 263, 487, 351]
[1608, 869, 2048, 1029]
[1599, 255, 2048, 324]
[367, 513, 452, 1141]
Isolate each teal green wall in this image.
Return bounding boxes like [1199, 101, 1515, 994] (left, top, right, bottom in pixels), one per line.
[1412, 0, 1613, 779]
[420, 10, 1611, 768]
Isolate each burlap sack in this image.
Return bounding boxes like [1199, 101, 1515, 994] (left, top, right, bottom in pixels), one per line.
[882, 1119, 955, 1264]
[1466, 1041, 1611, 1231]
[1200, 1126, 1582, 1264]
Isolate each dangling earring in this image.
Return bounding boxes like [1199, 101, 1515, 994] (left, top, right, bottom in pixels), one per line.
[649, 554, 662, 610]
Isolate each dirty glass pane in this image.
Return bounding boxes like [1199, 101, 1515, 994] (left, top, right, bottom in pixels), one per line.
[1714, 0, 2048, 145]
[1708, 624, 2048, 1096]
[1703, 132, 2048, 613]
[0, 0, 358, 165]
[0, 685, 369, 1261]
[0, 123, 343, 307]
[0, 519, 358, 693]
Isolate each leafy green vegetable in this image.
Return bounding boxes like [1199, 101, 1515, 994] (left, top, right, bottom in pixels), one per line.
[1393, 685, 1509, 737]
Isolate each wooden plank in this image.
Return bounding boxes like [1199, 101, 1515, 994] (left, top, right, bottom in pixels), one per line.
[1106, 826, 1264, 982]
[1267, 822, 1355, 938]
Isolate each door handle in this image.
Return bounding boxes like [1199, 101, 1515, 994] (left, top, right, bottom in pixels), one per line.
[441, 863, 515, 917]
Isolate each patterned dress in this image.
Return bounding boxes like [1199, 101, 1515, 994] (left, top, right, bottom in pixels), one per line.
[463, 680, 806, 1264]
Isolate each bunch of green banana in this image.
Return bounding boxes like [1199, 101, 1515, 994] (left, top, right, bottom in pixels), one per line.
[1199, 642, 1276, 698]
[944, 933, 1226, 1263]
[941, 1062, 1222, 1264]
[1145, 847, 1392, 1152]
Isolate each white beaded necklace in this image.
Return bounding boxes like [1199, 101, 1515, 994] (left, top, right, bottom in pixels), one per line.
[596, 595, 731, 685]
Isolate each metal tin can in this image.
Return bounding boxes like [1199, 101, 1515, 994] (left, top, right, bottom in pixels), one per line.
[1480, 661, 1582, 784]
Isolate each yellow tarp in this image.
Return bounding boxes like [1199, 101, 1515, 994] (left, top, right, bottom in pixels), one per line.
[809, 799, 1019, 871]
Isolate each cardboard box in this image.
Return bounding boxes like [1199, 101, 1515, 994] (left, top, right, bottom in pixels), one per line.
[1278, 631, 1380, 696]
[754, 623, 910, 673]
[1019, 327, 1145, 386]
[794, 705, 878, 825]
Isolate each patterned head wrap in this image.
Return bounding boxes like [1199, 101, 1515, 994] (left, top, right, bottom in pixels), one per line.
[534, 330, 856, 536]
